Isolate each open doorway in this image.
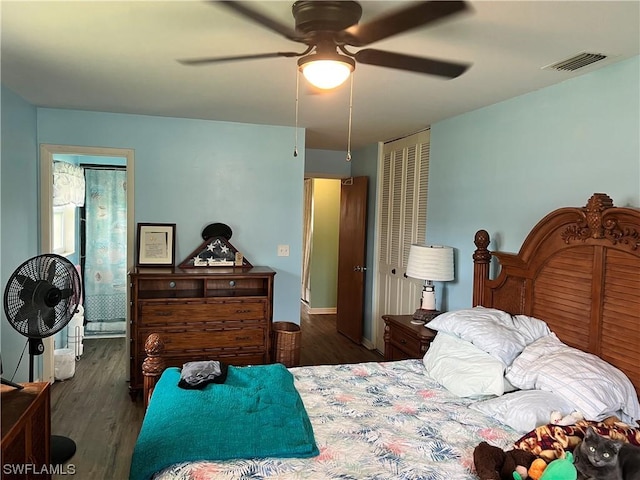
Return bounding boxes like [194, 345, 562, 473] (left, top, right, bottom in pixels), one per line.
[39, 144, 135, 383]
[79, 163, 128, 338]
[301, 178, 341, 315]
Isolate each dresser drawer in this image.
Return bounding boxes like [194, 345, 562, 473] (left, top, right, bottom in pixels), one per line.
[137, 324, 266, 352]
[388, 326, 422, 358]
[139, 300, 266, 326]
[137, 278, 203, 298]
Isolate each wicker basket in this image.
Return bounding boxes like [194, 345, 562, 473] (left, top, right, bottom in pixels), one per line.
[271, 321, 301, 367]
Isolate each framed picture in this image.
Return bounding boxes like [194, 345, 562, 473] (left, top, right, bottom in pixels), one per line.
[136, 223, 176, 267]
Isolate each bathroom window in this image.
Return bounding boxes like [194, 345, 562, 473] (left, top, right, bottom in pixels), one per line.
[53, 205, 76, 256]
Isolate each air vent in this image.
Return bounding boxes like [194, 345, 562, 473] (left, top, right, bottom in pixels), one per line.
[542, 52, 608, 72]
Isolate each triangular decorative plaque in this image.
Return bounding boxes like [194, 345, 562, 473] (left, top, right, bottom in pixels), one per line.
[179, 236, 253, 268]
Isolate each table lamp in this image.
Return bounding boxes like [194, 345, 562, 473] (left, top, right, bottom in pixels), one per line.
[405, 244, 454, 324]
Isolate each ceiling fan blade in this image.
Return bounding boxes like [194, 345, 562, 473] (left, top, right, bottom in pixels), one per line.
[343, 1, 469, 47]
[178, 51, 301, 66]
[355, 49, 470, 79]
[215, 1, 305, 43]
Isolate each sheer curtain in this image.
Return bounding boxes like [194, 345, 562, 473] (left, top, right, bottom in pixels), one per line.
[83, 168, 127, 336]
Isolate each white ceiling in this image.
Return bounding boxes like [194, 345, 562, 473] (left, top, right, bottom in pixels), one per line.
[2, 1, 639, 151]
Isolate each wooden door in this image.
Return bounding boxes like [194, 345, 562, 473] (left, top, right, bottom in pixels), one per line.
[336, 176, 368, 343]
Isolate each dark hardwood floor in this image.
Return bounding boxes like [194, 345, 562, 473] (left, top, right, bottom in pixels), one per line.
[50, 311, 382, 479]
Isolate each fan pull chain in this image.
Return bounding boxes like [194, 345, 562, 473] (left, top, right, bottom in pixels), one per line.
[294, 69, 299, 157]
[346, 72, 354, 162]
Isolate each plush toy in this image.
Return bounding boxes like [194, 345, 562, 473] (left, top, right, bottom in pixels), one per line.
[538, 451, 577, 480]
[473, 441, 537, 480]
[550, 411, 584, 426]
[527, 458, 548, 480]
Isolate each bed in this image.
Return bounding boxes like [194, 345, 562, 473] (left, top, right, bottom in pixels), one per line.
[130, 193, 640, 480]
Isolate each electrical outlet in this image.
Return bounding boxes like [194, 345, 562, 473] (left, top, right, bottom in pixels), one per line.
[277, 244, 290, 257]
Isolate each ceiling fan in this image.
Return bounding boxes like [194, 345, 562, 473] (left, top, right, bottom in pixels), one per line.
[179, 0, 472, 89]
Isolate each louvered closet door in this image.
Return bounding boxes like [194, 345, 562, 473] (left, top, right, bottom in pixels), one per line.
[374, 130, 430, 351]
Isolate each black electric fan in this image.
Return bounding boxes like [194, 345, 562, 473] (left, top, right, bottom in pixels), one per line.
[3, 253, 82, 464]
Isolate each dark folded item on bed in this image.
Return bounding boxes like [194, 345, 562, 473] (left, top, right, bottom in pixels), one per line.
[129, 364, 319, 480]
[178, 360, 228, 389]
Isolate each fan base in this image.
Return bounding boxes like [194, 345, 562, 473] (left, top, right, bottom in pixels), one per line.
[51, 435, 76, 464]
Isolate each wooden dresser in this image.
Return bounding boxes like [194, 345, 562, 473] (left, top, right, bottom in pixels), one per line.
[1, 382, 51, 480]
[129, 266, 276, 400]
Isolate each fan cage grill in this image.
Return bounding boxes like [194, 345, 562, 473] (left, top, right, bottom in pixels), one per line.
[4, 254, 82, 339]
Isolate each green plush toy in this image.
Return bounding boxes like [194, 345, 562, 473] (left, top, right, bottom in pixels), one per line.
[539, 452, 577, 480]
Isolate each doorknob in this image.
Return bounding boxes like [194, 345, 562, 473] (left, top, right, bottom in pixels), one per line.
[353, 266, 367, 272]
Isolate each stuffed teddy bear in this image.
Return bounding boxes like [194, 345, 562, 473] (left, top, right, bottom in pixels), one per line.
[473, 441, 538, 480]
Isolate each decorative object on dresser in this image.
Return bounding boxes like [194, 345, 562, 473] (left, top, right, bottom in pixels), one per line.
[179, 236, 252, 268]
[1, 382, 51, 479]
[136, 223, 176, 267]
[382, 314, 437, 361]
[3, 254, 82, 465]
[128, 266, 275, 400]
[179, 222, 253, 268]
[405, 244, 454, 324]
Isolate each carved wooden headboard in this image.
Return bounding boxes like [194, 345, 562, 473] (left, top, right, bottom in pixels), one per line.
[473, 193, 640, 394]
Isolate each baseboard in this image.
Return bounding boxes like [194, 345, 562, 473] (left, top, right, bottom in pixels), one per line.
[360, 337, 375, 350]
[306, 307, 337, 315]
[300, 301, 337, 315]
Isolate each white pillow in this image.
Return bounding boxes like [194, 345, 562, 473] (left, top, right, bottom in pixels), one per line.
[423, 332, 507, 397]
[427, 306, 551, 366]
[470, 390, 575, 434]
[505, 333, 640, 424]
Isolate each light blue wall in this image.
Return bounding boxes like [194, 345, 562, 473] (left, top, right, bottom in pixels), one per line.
[305, 148, 351, 177]
[1, 86, 39, 382]
[36, 110, 305, 325]
[427, 55, 640, 312]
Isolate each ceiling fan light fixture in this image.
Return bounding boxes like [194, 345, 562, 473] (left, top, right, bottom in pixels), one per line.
[298, 54, 355, 90]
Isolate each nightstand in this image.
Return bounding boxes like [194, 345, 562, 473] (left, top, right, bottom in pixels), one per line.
[383, 314, 438, 361]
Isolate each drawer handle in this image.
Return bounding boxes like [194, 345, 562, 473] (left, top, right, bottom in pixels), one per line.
[229, 280, 236, 287]
[168, 281, 176, 288]
[235, 309, 251, 313]
[155, 311, 172, 317]
[235, 336, 251, 341]
[400, 339, 407, 344]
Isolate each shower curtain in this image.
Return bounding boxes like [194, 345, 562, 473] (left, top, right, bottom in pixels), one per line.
[83, 168, 127, 336]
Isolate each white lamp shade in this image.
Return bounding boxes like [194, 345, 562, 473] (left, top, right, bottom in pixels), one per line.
[406, 244, 454, 281]
[301, 59, 353, 89]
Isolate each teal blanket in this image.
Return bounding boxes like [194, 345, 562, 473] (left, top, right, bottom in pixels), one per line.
[129, 364, 318, 480]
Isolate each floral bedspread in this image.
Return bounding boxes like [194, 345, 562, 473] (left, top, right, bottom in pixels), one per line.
[152, 360, 519, 480]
